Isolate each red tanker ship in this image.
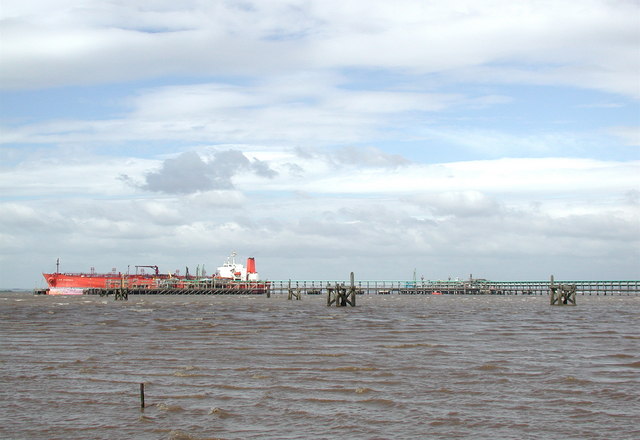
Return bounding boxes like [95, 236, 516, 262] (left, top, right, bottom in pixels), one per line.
[42, 252, 265, 295]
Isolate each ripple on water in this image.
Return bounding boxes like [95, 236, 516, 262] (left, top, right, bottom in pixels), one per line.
[2, 293, 638, 440]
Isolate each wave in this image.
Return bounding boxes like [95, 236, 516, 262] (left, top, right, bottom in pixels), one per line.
[155, 402, 185, 412]
[381, 342, 442, 349]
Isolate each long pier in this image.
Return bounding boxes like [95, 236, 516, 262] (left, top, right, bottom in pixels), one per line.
[81, 279, 640, 296]
[84, 285, 268, 296]
[267, 279, 640, 296]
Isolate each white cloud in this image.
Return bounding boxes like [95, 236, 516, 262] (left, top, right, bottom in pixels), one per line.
[0, 77, 474, 147]
[1, 147, 638, 286]
[135, 149, 277, 194]
[408, 191, 501, 218]
[608, 126, 640, 147]
[0, 153, 153, 198]
[2, 0, 638, 98]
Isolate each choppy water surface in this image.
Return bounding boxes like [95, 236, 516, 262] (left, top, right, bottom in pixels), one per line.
[1, 293, 638, 440]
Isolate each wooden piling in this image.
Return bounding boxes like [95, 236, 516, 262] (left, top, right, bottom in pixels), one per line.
[326, 273, 356, 306]
[140, 383, 145, 409]
[349, 272, 356, 306]
[114, 276, 129, 301]
[287, 280, 301, 300]
[549, 275, 577, 305]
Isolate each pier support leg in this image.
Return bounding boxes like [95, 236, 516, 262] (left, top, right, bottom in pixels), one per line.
[549, 275, 576, 305]
[287, 280, 301, 300]
[326, 273, 357, 307]
[114, 277, 128, 301]
[349, 272, 356, 307]
[114, 288, 128, 301]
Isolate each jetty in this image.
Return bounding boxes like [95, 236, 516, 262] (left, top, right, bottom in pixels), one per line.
[80, 278, 640, 297]
[84, 281, 269, 297]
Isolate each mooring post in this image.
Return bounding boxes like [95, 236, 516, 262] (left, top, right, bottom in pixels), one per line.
[549, 274, 577, 306]
[287, 280, 301, 300]
[327, 285, 335, 306]
[140, 382, 145, 409]
[327, 275, 356, 307]
[114, 276, 128, 301]
[350, 272, 356, 306]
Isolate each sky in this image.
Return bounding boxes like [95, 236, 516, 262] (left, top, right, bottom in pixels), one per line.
[1, 0, 639, 288]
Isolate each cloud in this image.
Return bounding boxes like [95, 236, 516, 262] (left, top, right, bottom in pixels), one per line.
[332, 146, 410, 168]
[137, 149, 278, 194]
[140, 151, 223, 193]
[250, 158, 279, 178]
[1, 152, 639, 286]
[0, 76, 468, 148]
[408, 191, 501, 218]
[2, 1, 638, 99]
[608, 126, 640, 147]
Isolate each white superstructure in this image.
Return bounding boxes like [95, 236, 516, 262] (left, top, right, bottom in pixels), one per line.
[216, 252, 259, 281]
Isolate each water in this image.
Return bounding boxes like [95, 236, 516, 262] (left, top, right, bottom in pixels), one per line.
[1, 293, 638, 440]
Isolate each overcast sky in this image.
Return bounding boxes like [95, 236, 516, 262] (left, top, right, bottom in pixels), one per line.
[1, 0, 639, 288]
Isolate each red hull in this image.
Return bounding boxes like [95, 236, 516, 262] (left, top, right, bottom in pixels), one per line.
[42, 273, 269, 295]
[44, 273, 172, 288]
[43, 272, 175, 295]
[42, 254, 266, 295]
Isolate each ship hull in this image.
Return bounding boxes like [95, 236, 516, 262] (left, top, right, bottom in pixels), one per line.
[42, 273, 269, 295]
[43, 273, 168, 291]
[41, 254, 267, 295]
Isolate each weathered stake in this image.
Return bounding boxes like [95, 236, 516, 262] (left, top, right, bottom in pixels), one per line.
[140, 383, 145, 409]
[115, 277, 129, 301]
[287, 279, 301, 300]
[350, 272, 356, 306]
[549, 275, 577, 306]
[326, 272, 357, 307]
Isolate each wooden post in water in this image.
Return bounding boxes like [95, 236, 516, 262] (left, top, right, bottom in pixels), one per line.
[349, 272, 356, 306]
[327, 285, 334, 306]
[287, 280, 301, 300]
[549, 275, 577, 305]
[140, 383, 145, 409]
[115, 276, 128, 301]
[326, 273, 356, 306]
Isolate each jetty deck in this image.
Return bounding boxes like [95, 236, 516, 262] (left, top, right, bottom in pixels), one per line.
[84, 286, 269, 296]
[268, 279, 640, 296]
[80, 279, 640, 296]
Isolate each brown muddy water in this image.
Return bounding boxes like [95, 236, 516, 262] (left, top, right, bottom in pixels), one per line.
[0, 292, 638, 440]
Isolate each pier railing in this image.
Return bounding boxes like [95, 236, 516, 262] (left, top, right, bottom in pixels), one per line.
[266, 279, 640, 296]
[83, 279, 640, 296]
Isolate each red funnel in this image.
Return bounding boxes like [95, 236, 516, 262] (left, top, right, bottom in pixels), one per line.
[246, 257, 256, 273]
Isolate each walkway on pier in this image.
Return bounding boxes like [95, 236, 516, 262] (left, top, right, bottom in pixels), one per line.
[81, 279, 640, 296]
[84, 286, 268, 296]
[268, 279, 640, 296]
